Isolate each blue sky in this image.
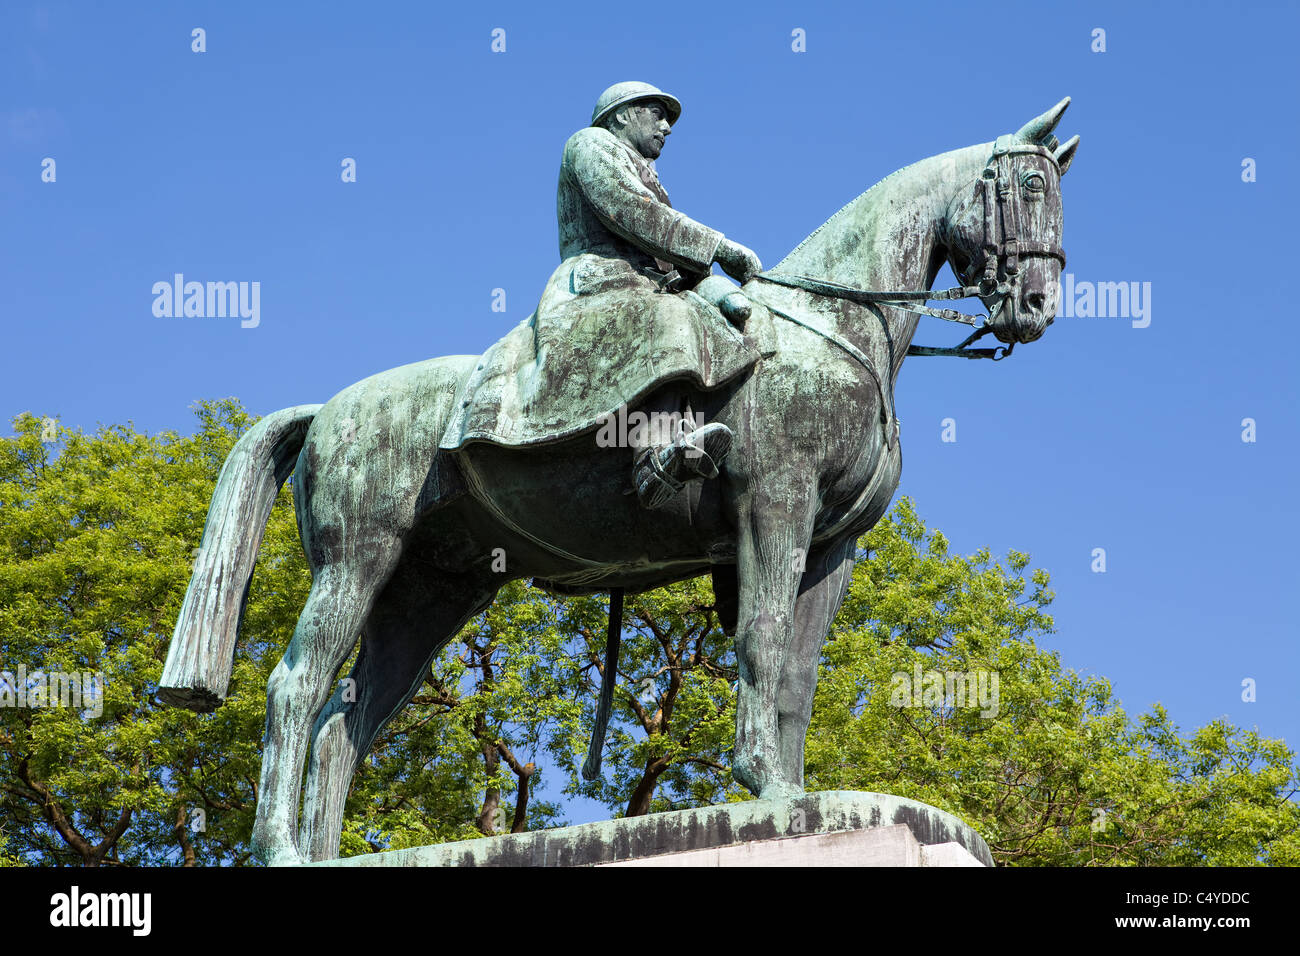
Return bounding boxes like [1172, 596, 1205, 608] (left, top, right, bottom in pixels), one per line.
[3, 0, 1297, 827]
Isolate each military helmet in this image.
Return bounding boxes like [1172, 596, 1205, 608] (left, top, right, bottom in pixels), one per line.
[590, 81, 681, 128]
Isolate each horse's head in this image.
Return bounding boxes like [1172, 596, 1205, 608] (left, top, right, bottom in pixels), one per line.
[944, 98, 1079, 346]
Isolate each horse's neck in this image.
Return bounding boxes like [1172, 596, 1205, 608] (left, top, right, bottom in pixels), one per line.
[775, 143, 991, 375]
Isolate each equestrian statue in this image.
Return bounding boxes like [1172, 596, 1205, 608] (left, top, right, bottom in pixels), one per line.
[159, 82, 1079, 865]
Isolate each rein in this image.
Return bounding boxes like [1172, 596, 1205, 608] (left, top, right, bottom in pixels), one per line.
[750, 271, 1013, 362]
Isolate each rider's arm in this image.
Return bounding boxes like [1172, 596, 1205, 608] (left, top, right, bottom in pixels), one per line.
[563, 128, 723, 273]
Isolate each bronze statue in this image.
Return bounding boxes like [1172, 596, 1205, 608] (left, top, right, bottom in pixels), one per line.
[159, 88, 1078, 866]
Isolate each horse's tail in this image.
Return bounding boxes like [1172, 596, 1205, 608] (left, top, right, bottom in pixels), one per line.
[159, 404, 322, 712]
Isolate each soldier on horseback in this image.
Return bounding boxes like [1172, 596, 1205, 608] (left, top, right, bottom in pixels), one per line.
[549, 81, 765, 508]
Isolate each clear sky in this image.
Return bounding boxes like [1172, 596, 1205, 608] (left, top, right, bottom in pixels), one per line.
[3, 0, 1297, 826]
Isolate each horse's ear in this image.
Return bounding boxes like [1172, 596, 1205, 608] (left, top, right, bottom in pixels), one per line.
[1016, 96, 1071, 146]
[1054, 135, 1080, 175]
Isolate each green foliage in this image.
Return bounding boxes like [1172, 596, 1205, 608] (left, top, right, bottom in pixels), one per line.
[801, 498, 1300, 865]
[0, 402, 305, 865]
[0, 824, 21, 867]
[2, 405, 1294, 866]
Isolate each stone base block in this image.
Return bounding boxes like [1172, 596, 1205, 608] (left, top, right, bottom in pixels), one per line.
[602, 824, 985, 866]
[311, 791, 993, 868]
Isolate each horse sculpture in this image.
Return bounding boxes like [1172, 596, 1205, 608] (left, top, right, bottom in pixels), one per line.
[160, 99, 1078, 865]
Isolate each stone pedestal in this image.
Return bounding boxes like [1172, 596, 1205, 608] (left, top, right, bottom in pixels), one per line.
[600, 823, 984, 866]
[311, 791, 993, 867]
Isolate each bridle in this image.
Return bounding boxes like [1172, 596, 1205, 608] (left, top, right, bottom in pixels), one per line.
[951, 136, 1067, 353]
[751, 137, 1066, 363]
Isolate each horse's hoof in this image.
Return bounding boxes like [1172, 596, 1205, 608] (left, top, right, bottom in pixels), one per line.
[264, 848, 307, 867]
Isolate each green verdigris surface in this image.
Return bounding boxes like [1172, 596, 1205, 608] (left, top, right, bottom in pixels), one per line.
[310, 791, 994, 867]
[160, 90, 1078, 865]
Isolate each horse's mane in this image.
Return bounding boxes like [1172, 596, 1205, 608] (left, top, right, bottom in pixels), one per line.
[780, 155, 935, 264]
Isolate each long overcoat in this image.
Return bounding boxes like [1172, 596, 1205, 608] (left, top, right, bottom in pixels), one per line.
[441, 126, 759, 450]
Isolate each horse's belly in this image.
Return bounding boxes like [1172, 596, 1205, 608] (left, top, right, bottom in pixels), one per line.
[455, 438, 733, 578]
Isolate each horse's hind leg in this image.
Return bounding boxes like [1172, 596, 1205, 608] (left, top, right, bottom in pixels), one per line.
[300, 568, 500, 861]
[252, 556, 398, 866]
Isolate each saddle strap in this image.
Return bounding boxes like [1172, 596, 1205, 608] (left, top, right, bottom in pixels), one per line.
[455, 449, 612, 584]
[582, 588, 624, 781]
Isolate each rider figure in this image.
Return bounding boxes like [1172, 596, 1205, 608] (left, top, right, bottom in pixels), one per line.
[559, 81, 764, 508]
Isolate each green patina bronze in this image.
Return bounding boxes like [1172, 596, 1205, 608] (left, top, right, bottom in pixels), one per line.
[159, 84, 1078, 865]
[308, 791, 994, 868]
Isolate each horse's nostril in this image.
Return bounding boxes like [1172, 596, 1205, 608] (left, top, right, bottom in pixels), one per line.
[1025, 292, 1046, 311]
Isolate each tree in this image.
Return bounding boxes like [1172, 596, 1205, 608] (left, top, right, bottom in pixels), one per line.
[0, 402, 311, 865]
[4, 404, 1294, 866]
[798, 499, 1300, 865]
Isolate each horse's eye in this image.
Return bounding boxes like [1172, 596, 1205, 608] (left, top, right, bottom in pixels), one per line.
[1023, 173, 1045, 192]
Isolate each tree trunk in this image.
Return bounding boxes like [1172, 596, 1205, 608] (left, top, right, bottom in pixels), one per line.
[625, 759, 667, 817]
[173, 805, 197, 866]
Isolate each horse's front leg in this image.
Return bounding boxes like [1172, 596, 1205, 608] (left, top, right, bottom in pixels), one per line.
[777, 534, 857, 791]
[731, 472, 817, 800]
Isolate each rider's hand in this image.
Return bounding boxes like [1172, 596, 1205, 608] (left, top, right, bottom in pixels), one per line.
[714, 239, 763, 284]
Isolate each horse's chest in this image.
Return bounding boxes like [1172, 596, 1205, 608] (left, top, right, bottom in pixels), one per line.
[814, 431, 902, 544]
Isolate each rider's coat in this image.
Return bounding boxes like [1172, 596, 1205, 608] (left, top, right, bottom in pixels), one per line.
[557, 126, 720, 290]
[440, 127, 759, 450]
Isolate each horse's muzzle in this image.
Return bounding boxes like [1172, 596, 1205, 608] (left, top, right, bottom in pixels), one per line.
[987, 282, 1059, 344]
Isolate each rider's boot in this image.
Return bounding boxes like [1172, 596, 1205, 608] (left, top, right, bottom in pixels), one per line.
[634, 421, 733, 510]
